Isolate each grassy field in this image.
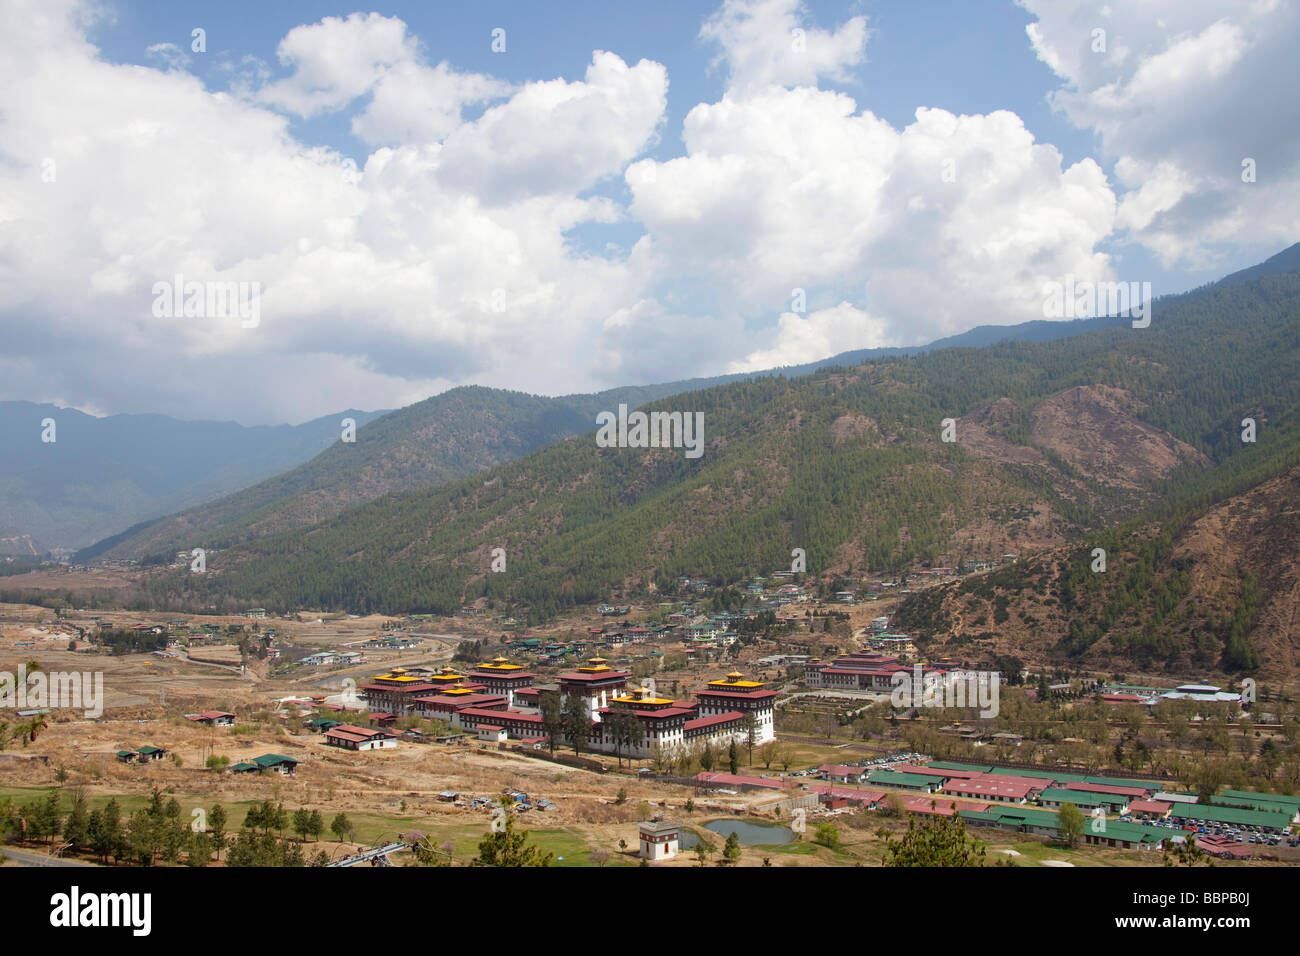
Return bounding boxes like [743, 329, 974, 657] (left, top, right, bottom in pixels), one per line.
[2, 784, 649, 866]
[5, 782, 1286, 868]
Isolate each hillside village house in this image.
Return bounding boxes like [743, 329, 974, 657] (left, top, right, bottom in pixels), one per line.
[363, 635, 423, 651]
[477, 725, 509, 746]
[252, 754, 298, 775]
[185, 711, 235, 727]
[325, 724, 397, 751]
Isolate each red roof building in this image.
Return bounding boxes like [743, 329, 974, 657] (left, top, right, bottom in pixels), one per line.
[469, 657, 538, 704]
[697, 772, 794, 791]
[1193, 835, 1253, 859]
[1125, 800, 1173, 818]
[456, 707, 547, 739]
[413, 692, 509, 724]
[683, 711, 746, 741]
[695, 672, 777, 744]
[185, 711, 235, 726]
[324, 724, 397, 751]
[557, 658, 631, 719]
[904, 796, 991, 816]
[941, 774, 1051, 802]
[805, 784, 886, 805]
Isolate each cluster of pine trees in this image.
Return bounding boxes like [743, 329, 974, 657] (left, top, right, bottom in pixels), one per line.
[0, 789, 361, 868]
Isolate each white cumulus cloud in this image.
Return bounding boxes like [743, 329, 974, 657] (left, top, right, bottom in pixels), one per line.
[701, 0, 869, 93]
[1019, 0, 1300, 266]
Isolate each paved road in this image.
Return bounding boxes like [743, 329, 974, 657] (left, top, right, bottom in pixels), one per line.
[2, 846, 92, 867]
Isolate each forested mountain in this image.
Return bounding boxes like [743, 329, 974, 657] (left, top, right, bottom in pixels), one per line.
[81, 311, 1130, 563]
[134, 260, 1300, 680]
[0, 403, 384, 555]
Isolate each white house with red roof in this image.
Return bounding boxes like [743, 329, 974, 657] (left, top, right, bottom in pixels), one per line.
[324, 724, 397, 751]
[184, 711, 235, 727]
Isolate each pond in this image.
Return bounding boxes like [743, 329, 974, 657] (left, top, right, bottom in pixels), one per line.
[678, 819, 796, 848]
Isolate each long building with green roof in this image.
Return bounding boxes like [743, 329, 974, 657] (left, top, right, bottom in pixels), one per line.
[1215, 790, 1300, 820]
[1162, 802, 1291, 831]
[958, 808, 1181, 850]
[1039, 787, 1126, 811]
[866, 770, 940, 792]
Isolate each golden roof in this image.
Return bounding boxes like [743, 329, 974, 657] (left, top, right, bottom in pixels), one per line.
[612, 694, 676, 705]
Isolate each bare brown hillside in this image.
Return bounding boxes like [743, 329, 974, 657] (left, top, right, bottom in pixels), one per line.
[896, 465, 1300, 681]
[1029, 385, 1211, 488]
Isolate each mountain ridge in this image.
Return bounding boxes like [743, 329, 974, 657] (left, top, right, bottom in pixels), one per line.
[132, 260, 1300, 686]
[77, 312, 1137, 562]
[0, 402, 386, 555]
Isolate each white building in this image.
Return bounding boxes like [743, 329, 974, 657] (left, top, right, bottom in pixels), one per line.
[324, 724, 397, 751]
[694, 671, 776, 745]
[639, 820, 681, 861]
[1160, 684, 1242, 703]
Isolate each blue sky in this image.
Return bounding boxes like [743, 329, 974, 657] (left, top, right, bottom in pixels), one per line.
[89, 1, 1096, 160]
[82, 0, 1228, 294]
[2, 0, 1296, 423]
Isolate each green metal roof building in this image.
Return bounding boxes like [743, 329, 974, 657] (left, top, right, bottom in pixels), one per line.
[867, 770, 940, 792]
[1039, 788, 1118, 809]
[959, 808, 1176, 849]
[927, 761, 993, 774]
[1079, 819, 1173, 846]
[252, 753, 299, 772]
[987, 766, 1089, 784]
[1215, 790, 1300, 818]
[1083, 774, 1161, 790]
[1164, 802, 1291, 831]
